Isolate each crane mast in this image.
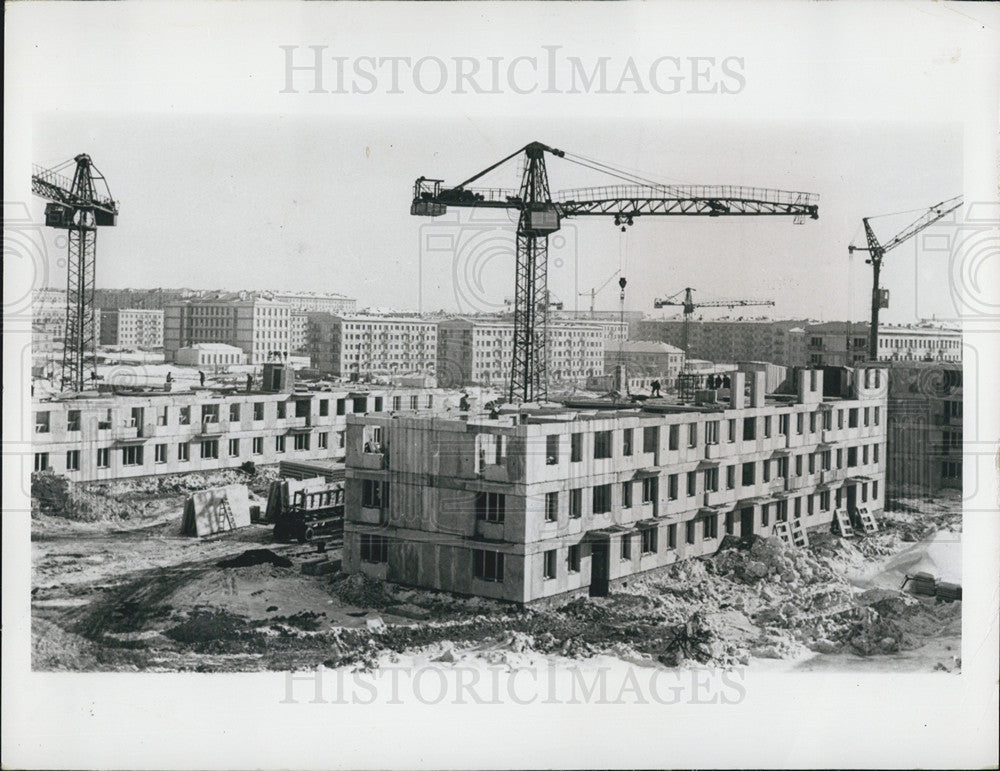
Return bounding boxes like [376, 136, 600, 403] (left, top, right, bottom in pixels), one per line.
[849, 196, 961, 362]
[412, 142, 818, 402]
[32, 154, 118, 391]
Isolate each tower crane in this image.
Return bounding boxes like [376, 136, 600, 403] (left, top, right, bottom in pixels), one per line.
[653, 287, 776, 359]
[411, 141, 818, 402]
[578, 268, 621, 315]
[32, 154, 118, 391]
[848, 196, 962, 362]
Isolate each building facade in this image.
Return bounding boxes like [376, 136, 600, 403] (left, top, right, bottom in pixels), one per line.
[99, 308, 164, 348]
[306, 315, 438, 378]
[344, 366, 888, 604]
[805, 323, 961, 366]
[263, 291, 357, 316]
[174, 343, 247, 367]
[885, 361, 962, 496]
[635, 319, 810, 366]
[603, 341, 685, 385]
[163, 296, 292, 365]
[437, 317, 628, 389]
[31, 384, 447, 483]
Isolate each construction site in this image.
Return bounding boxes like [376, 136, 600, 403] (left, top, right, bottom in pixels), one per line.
[30, 141, 964, 674]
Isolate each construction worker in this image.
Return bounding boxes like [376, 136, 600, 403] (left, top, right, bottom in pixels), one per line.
[650, 379, 661, 397]
[246, 373, 253, 392]
[199, 370, 205, 387]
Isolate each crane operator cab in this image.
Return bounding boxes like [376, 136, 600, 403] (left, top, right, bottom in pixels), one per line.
[524, 204, 561, 235]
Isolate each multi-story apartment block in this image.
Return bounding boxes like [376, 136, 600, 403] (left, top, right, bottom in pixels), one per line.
[290, 311, 308, 354]
[437, 317, 627, 389]
[604, 341, 685, 385]
[32, 288, 69, 350]
[31, 373, 447, 483]
[805, 323, 961, 366]
[163, 296, 292, 365]
[263, 291, 357, 316]
[635, 318, 811, 367]
[885, 361, 962, 496]
[94, 288, 195, 311]
[343, 366, 887, 603]
[306, 315, 438, 378]
[99, 308, 164, 348]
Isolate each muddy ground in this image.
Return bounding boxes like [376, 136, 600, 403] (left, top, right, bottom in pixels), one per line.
[31, 480, 963, 673]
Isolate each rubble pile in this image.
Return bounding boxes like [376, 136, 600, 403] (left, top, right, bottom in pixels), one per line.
[31, 471, 133, 521]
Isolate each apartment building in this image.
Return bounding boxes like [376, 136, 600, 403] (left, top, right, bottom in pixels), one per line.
[885, 361, 962, 496]
[343, 366, 887, 603]
[290, 311, 308, 354]
[31, 380, 447, 483]
[163, 296, 292, 365]
[263, 291, 357, 316]
[635, 318, 810, 367]
[437, 317, 628, 389]
[306, 315, 438, 378]
[99, 308, 164, 348]
[805, 323, 961, 366]
[604, 341, 685, 385]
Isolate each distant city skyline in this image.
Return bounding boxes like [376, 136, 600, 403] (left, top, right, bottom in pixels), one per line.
[30, 115, 962, 324]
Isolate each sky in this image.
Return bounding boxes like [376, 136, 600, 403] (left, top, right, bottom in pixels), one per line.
[31, 114, 962, 324]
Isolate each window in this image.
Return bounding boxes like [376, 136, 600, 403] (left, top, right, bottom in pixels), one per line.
[156, 406, 168, 426]
[362, 479, 388, 508]
[545, 492, 559, 522]
[704, 466, 719, 492]
[807, 495, 815, 516]
[874, 444, 880, 464]
[200, 440, 218, 460]
[796, 413, 804, 434]
[860, 484, 868, 503]
[726, 465, 736, 490]
[594, 431, 612, 459]
[252, 436, 263, 455]
[848, 447, 858, 467]
[360, 534, 388, 563]
[622, 481, 633, 508]
[34, 452, 49, 472]
[778, 414, 788, 435]
[743, 417, 756, 441]
[319, 399, 329, 417]
[229, 403, 240, 422]
[763, 460, 771, 483]
[862, 445, 869, 465]
[705, 421, 719, 445]
[275, 435, 286, 453]
[777, 500, 788, 521]
[823, 410, 832, 431]
[337, 398, 347, 416]
[686, 520, 696, 544]
[863, 407, 870, 426]
[473, 549, 505, 582]
[374, 397, 385, 412]
[667, 474, 678, 500]
[849, 408, 858, 428]
[794, 497, 802, 519]
[476, 491, 505, 523]
[318, 432, 328, 450]
[67, 410, 81, 432]
[742, 462, 755, 486]
[229, 438, 240, 457]
[667, 524, 677, 549]
[122, 446, 144, 466]
[593, 484, 612, 514]
[201, 403, 219, 424]
[622, 428, 633, 456]
[761, 504, 770, 527]
[571, 433, 583, 462]
[703, 515, 718, 540]
[795, 455, 803, 476]
[668, 424, 679, 450]
[277, 402, 287, 419]
[359, 397, 372, 413]
[543, 550, 557, 580]
[155, 444, 167, 464]
[872, 481, 879, 501]
[642, 476, 658, 504]
[838, 409, 845, 429]
[567, 545, 581, 573]
[725, 511, 736, 535]
[820, 491, 831, 511]
[836, 448, 843, 469]
[809, 412, 817, 433]
[727, 419, 736, 443]
[177, 442, 189, 462]
[546, 434, 559, 465]
[686, 471, 697, 497]
[294, 433, 310, 451]
[569, 488, 582, 518]
[641, 526, 658, 554]
[874, 406, 880, 426]
[777, 457, 789, 478]
[179, 406, 191, 425]
[253, 402, 264, 421]
[65, 450, 80, 471]
[35, 411, 50, 433]
[764, 416, 772, 438]
[621, 533, 632, 560]
[808, 453, 816, 474]
[643, 426, 658, 453]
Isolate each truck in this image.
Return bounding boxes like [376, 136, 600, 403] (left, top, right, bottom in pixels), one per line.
[272, 483, 344, 543]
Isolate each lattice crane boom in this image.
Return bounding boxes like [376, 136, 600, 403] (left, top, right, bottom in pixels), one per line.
[848, 195, 961, 361]
[412, 142, 818, 402]
[31, 154, 119, 391]
[652, 287, 774, 358]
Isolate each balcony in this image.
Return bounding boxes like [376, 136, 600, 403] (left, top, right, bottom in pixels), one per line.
[820, 468, 848, 485]
[199, 419, 229, 436]
[358, 444, 387, 470]
[702, 489, 731, 508]
[821, 429, 840, 444]
[705, 443, 725, 460]
[112, 421, 139, 440]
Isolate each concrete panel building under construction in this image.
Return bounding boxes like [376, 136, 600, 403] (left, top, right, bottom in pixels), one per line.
[344, 366, 888, 604]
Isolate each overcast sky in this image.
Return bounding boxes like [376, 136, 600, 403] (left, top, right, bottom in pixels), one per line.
[31, 114, 961, 324]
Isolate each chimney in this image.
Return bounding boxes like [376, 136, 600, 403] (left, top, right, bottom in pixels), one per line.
[729, 371, 746, 409]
